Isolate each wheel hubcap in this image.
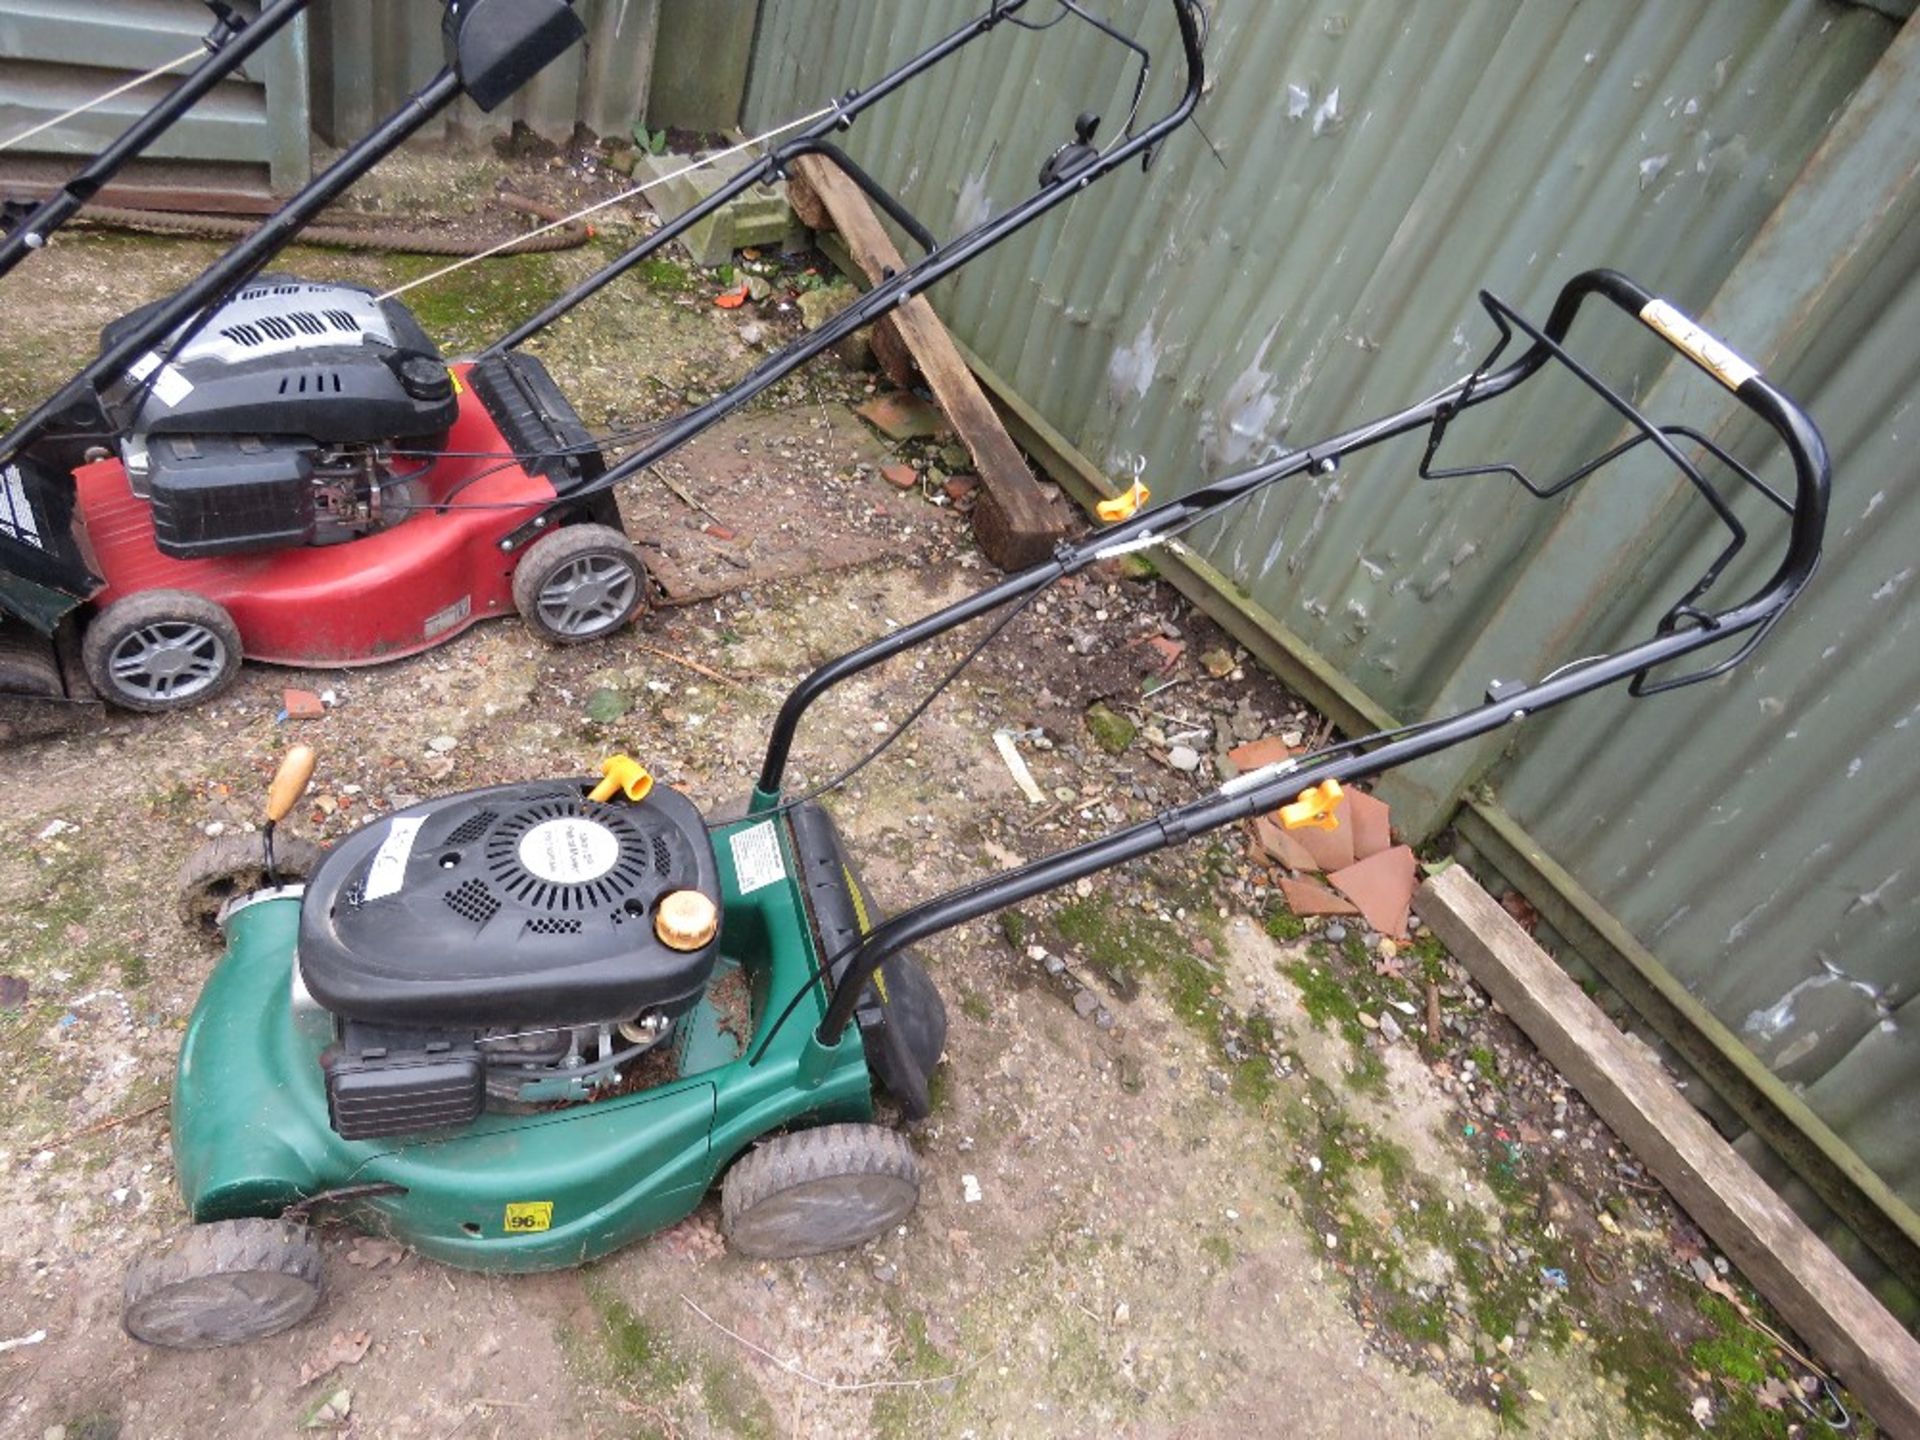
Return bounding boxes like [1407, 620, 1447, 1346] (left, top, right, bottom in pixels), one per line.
[109, 621, 228, 703]
[538, 554, 638, 637]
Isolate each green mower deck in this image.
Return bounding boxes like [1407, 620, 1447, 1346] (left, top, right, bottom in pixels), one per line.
[171, 814, 876, 1272]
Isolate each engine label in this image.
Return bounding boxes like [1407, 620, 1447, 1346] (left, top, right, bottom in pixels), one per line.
[364, 817, 425, 901]
[519, 818, 620, 885]
[504, 1201, 553, 1233]
[729, 822, 786, 896]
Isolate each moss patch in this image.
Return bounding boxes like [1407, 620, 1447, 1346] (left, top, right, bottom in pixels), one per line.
[1083, 702, 1137, 756]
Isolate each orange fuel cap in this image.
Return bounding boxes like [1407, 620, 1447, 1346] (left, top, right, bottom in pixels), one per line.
[1279, 779, 1344, 832]
[655, 890, 718, 952]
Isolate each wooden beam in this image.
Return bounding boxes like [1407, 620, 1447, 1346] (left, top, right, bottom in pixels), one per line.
[1416, 864, 1920, 1438]
[787, 156, 1065, 570]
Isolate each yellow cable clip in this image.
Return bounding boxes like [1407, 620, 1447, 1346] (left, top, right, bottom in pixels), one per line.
[1096, 478, 1150, 523]
[589, 754, 654, 804]
[1279, 779, 1344, 832]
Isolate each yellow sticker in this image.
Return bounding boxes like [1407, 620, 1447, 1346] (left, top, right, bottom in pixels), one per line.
[504, 1201, 554, 1233]
[450, 369, 465, 396]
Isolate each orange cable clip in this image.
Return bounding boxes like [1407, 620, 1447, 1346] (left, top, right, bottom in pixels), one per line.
[1279, 779, 1344, 832]
[1096, 478, 1150, 523]
[589, 755, 654, 804]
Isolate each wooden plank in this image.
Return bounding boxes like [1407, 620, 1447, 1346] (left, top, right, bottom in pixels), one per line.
[1415, 864, 1920, 1439]
[787, 154, 1065, 570]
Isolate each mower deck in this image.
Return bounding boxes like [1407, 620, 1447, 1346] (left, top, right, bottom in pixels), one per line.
[75, 363, 564, 668]
[173, 813, 876, 1272]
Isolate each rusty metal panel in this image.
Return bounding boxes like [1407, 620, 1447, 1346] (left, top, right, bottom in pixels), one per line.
[308, 0, 659, 149]
[0, 0, 311, 190]
[743, 0, 1916, 1233]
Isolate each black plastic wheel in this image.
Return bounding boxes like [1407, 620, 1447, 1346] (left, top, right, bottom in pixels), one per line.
[177, 831, 324, 935]
[720, 1124, 922, 1259]
[123, 1218, 324, 1349]
[82, 589, 241, 712]
[512, 523, 648, 644]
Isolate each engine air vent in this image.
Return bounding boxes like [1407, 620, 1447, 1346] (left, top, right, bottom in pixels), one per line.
[444, 809, 498, 847]
[444, 878, 501, 925]
[220, 323, 265, 348]
[524, 917, 583, 937]
[326, 310, 362, 333]
[652, 836, 673, 877]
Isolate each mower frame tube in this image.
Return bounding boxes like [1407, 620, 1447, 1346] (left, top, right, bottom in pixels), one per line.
[482, 0, 1205, 508]
[0, 0, 315, 282]
[784, 270, 1829, 1048]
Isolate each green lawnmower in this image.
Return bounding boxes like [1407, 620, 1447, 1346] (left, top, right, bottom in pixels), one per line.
[124, 270, 1828, 1347]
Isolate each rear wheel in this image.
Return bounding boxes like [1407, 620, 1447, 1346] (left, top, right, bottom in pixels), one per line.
[123, 1218, 324, 1349]
[83, 590, 241, 712]
[177, 831, 324, 935]
[512, 523, 647, 644]
[721, 1124, 922, 1259]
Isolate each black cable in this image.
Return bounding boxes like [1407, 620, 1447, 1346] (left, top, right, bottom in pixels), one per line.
[707, 580, 1050, 832]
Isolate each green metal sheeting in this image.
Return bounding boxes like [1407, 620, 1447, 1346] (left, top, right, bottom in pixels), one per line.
[745, 1, 1917, 1298]
[0, 0, 310, 191]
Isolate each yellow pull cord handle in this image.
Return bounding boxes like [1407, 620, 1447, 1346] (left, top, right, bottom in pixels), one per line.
[265, 745, 317, 824]
[1096, 478, 1150, 523]
[589, 754, 655, 804]
[1279, 779, 1344, 832]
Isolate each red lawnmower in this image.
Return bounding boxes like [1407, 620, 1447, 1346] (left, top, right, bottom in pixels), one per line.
[0, 0, 1207, 719]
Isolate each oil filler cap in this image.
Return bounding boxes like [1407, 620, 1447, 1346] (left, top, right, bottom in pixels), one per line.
[655, 889, 718, 952]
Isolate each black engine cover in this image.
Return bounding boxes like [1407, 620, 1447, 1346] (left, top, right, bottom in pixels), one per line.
[104, 276, 459, 444]
[299, 780, 723, 1028]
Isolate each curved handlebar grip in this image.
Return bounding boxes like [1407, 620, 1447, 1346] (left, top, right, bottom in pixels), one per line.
[266, 744, 317, 824]
[1539, 269, 1830, 595]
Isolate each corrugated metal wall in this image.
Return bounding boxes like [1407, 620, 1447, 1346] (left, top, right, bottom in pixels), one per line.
[0, 0, 310, 192]
[308, 0, 661, 149]
[744, 0, 1918, 1290]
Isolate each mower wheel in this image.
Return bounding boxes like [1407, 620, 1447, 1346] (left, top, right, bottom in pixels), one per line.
[512, 523, 648, 644]
[83, 589, 241, 712]
[123, 1218, 324, 1349]
[721, 1124, 922, 1259]
[177, 831, 324, 935]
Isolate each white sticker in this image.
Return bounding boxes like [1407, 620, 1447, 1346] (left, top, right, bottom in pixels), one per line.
[423, 594, 471, 639]
[729, 822, 786, 895]
[1638, 299, 1759, 391]
[363, 816, 424, 901]
[518, 818, 620, 884]
[0, 465, 42, 549]
[127, 351, 195, 409]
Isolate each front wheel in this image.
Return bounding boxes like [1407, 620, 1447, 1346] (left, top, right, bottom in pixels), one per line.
[720, 1124, 922, 1259]
[83, 589, 241, 713]
[512, 523, 648, 645]
[177, 831, 324, 935]
[123, 1218, 324, 1349]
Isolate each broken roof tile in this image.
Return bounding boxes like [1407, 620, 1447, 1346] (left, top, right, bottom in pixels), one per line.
[1345, 787, 1394, 862]
[1328, 844, 1418, 941]
[1251, 815, 1321, 873]
[1278, 876, 1361, 917]
[1226, 737, 1297, 774]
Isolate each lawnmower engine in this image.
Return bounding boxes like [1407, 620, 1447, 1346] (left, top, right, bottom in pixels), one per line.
[101, 277, 460, 561]
[294, 779, 723, 1141]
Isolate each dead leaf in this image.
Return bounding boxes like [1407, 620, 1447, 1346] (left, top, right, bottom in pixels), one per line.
[1754, 1377, 1795, 1412]
[654, 1214, 725, 1262]
[344, 1236, 405, 1269]
[1499, 891, 1540, 934]
[303, 1387, 352, 1429]
[298, 1329, 371, 1386]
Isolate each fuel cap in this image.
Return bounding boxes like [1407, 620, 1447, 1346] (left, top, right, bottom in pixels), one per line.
[655, 889, 718, 952]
